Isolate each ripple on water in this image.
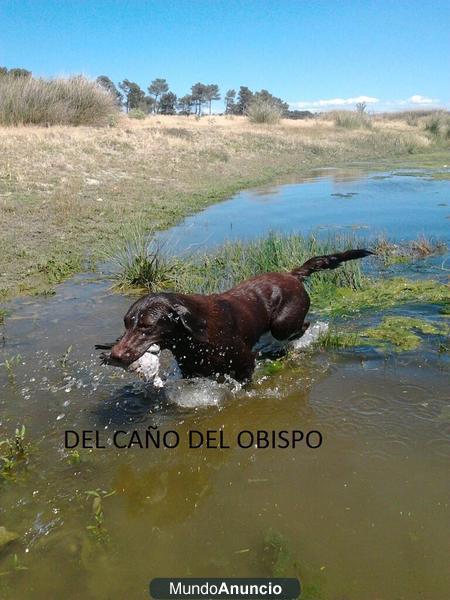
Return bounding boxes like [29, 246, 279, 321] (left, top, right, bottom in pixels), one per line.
[424, 437, 450, 460]
[352, 392, 390, 417]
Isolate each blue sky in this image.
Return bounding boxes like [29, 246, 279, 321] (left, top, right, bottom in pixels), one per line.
[1, 0, 449, 111]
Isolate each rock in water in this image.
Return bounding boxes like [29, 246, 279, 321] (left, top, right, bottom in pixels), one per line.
[0, 526, 19, 550]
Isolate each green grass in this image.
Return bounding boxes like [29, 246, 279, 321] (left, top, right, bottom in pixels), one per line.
[104, 224, 183, 291]
[176, 232, 367, 295]
[37, 253, 82, 285]
[109, 231, 450, 320]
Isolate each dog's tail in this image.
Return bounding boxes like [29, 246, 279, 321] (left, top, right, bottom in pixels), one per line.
[291, 249, 373, 279]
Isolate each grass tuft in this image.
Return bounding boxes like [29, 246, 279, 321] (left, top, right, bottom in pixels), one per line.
[373, 236, 447, 265]
[105, 224, 182, 292]
[423, 112, 450, 139]
[247, 99, 282, 124]
[0, 74, 118, 126]
[332, 110, 372, 129]
[128, 108, 147, 120]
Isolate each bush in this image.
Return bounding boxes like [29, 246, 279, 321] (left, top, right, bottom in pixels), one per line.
[247, 98, 282, 124]
[128, 108, 147, 120]
[0, 75, 118, 126]
[333, 110, 372, 129]
[423, 111, 450, 138]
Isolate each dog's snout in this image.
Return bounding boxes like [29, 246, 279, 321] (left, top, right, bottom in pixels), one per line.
[110, 344, 131, 362]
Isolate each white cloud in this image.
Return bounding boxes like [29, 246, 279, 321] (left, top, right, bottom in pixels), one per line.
[408, 94, 436, 105]
[291, 95, 379, 110]
[289, 94, 444, 112]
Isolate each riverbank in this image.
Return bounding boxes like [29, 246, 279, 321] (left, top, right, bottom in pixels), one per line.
[0, 114, 447, 300]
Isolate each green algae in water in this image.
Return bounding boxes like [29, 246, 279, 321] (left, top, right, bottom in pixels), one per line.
[312, 329, 360, 350]
[314, 278, 450, 316]
[258, 359, 285, 377]
[361, 316, 448, 351]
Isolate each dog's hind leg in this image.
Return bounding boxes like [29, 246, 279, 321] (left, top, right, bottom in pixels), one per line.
[269, 297, 310, 343]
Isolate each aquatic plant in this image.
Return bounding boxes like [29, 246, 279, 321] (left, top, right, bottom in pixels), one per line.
[319, 277, 450, 316]
[3, 354, 22, 383]
[361, 316, 448, 351]
[60, 345, 73, 369]
[313, 328, 360, 350]
[85, 489, 116, 543]
[110, 230, 449, 321]
[0, 425, 30, 480]
[176, 232, 367, 295]
[317, 315, 448, 353]
[38, 253, 82, 285]
[373, 236, 447, 266]
[0, 114, 434, 301]
[0, 309, 6, 324]
[67, 449, 81, 465]
[106, 224, 182, 292]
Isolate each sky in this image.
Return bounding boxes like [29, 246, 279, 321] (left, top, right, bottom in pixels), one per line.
[1, 0, 449, 112]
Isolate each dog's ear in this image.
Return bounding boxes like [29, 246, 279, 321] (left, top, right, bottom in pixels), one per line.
[173, 303, 209, 343]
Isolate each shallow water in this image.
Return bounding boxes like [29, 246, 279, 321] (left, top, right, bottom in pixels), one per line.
[159, 167, 450, 253]
[1, 168, 449, 599]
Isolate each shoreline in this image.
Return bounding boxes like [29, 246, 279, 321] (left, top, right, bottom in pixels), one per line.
[0, 115, 448, 302]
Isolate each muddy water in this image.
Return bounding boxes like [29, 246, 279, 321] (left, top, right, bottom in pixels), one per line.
[1, 169, 449, 599]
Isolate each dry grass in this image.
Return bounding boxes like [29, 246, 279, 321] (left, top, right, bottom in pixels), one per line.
[0, 114, 440, 299]
[0, 75, 117, 126]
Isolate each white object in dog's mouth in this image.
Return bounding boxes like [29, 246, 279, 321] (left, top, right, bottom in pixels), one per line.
[128, 344, 162, 386]
[128, 344, 181, 388]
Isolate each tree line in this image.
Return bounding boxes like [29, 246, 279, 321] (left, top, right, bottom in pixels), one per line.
[96, 76, 291, 116]
[1, 66, 313, 118]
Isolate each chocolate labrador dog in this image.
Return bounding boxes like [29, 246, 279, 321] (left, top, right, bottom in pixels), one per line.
[98, 249, 371, 382]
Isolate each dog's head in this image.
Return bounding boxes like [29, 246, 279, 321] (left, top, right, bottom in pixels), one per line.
[103, 293, 208, 367]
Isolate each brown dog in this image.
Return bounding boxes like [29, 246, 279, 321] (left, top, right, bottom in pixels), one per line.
[99, 249, 371, 382]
